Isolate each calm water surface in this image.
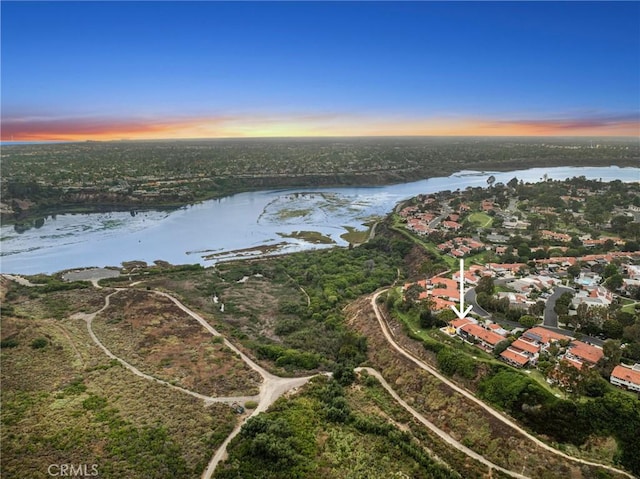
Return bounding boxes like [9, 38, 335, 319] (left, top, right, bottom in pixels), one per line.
[1, 166, 638, 275]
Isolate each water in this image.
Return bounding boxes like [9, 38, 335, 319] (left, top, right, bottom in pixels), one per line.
[1, 166, 638, 275]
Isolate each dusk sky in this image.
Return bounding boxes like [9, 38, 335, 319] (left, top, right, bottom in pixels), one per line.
[2, 1, 639, 141]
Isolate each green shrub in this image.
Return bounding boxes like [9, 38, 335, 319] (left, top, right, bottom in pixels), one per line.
[436, 347, 476, 379]
[0, 338, 19, 348]
[30, 338, 48, 349]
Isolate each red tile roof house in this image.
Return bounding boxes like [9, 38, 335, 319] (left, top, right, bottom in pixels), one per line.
[482, 200, 496, 211]
[442, 220, 462, 231]
[541, 230, 572, 242]
[459, 323, 505, 352]
[499, 337, 541, 368]
[407, 218, 431, 234]
[564, 341, 603, 369]
[450, 317, 477, 333]
[500, 348, 531, 368]
[487, 323, 508, 336]
[452, 270, 480, 286]
[610, 364, 640, 393]
[521, 327, 569, 349]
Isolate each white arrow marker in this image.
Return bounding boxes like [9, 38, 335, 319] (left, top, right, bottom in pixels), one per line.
[451, 258, 473, 319]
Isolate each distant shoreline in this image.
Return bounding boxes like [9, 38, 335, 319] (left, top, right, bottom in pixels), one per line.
[3, 160, 638, 225]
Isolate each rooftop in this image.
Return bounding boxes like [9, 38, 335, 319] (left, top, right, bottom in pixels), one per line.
[611, 364, 640, 385]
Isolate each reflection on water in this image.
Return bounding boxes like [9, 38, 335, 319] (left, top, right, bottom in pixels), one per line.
[1, 166, 637, 275]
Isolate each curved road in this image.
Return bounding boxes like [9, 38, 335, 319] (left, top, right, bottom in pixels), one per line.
[370, 289, 635, 479]
[543, 285, 574, 328]
[465, 288, 491, 318]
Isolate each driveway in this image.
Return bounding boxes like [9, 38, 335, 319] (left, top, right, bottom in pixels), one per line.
[543, 286, 574, 328]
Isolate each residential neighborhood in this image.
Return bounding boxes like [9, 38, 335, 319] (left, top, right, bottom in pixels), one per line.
[399, 177, 640, 394]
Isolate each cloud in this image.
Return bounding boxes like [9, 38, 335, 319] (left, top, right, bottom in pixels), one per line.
[472, 113, 640, 136]
[2, 111, 638, 141]
[0, 115, 239, 141]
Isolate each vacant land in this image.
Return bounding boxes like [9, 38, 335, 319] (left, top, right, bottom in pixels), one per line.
[0, 282, 237, 478]
[214, 374, 467, 479]
[92, 289, 261, 397]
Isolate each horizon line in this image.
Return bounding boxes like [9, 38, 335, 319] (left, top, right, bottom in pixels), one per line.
[3, 133, 640, 144]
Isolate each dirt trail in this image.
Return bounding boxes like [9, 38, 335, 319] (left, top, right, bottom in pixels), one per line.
[356, 367, 529, 479]
[369, 289, 635, 479]
[72, 286, 317, 479]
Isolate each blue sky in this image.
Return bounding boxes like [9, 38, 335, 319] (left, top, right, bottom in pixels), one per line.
[2, 1, 639, 139]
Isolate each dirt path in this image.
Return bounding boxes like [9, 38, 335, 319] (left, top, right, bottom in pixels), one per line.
[72, 290, 249, 404]
[355, 367, 529, 479]
[370, 289, 635, 479]
[153, 291, 318, 478]
[72, 286, 318, 479]
[1, 274, 36, 287]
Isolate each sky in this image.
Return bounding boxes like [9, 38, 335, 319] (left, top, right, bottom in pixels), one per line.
[1, 1, 639, 141]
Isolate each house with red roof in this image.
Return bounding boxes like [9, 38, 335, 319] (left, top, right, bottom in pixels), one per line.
[459, 323, 505, 351]
[500, 348, 531, 368]
[452, 270, 480, 286]
[481, 200, 496, 212]
[610, 364, 640, 392]
[521, 326, 569, 349]
[499, 337, 540, 368]
[565, 341, 603, 368]
[541, 230, 572, 242]
[442, 220, 462, 231]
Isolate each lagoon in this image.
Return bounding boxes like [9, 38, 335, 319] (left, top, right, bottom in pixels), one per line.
[1, 166, 638, 275]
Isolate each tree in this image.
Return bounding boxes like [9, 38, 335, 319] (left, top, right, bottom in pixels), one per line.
[519, 315, 539, 328]
[517, 243, 531, 260]
[576, 304, 608, 334]
[475, 276, 495, 295]
[602, 319, 623, 339]
[603, 263, 618, 279]
[528, 300, 545, 317]
[597, 339, 622, 378]
[566, 264, 581, 279]
[605, 274, 623, 292]
[493, 339, 512, 357]
[419, 308, 436, 328]
[554, 292, 574, 316]
[402, 283, 424, 310]
[611, 215, 633, 233]
[437, 308, 457, 322]
[625, 222, 640, 241]
[555, 360, 588, 399]
[584, 197, 610, 228]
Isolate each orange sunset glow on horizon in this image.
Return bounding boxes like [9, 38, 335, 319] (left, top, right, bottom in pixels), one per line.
[2, 114, 639, 142]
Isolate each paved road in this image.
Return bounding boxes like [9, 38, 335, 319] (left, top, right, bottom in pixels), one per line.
[464, 283, 605, 346]
[543, 286, 574, 328]
[370, 289, 635, 479]
[465, 288, 491, 318]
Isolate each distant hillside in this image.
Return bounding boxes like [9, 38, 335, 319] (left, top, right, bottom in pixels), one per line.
[2, 136, 638, 220]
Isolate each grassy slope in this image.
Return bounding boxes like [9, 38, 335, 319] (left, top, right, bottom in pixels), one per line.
[1, 285, 237, 479]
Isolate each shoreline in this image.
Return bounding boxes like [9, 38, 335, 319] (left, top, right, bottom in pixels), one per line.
[3, 159, 638, 226]
[2, 165, 638, 276]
